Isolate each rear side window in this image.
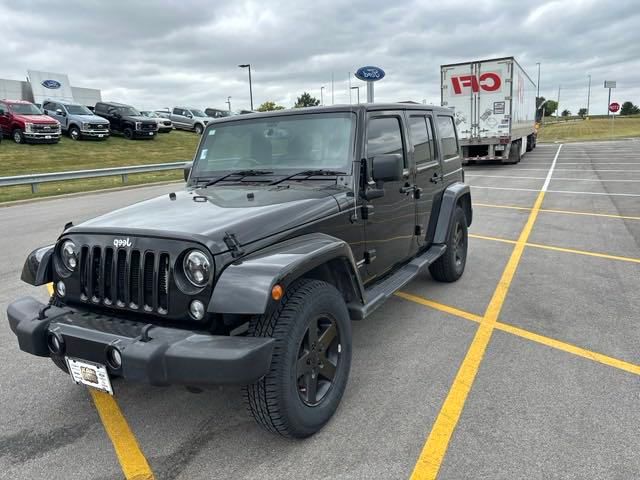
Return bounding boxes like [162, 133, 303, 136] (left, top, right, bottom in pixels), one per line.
[366, 117, 405, 166]
[437, 116, 459, 160]
[409, 116, 436, 164]
[173, 108, 183, 115]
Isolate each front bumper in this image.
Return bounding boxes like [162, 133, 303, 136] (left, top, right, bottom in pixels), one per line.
[80, 129, 110, 139]
[24, 132, 61, 143]
[134, 130, 157, 138]
[7, 297, 274, 386]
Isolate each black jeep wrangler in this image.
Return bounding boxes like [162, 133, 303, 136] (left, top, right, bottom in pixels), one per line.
[7, 104, 471, 438]
[94, 101, 158, 139]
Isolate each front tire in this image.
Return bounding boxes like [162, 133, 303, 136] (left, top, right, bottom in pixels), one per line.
[69, 126, 81, 141]
[194, 123, 204, 135]
[13, 128, 24, 144]
[123, 127, 134, 140]
[244, 279, 352, 438]
[429, 206, 468, 282]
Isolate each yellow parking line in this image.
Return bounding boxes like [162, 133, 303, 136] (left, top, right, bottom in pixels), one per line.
[474, 202, 640, 221]
[470, 233, 640, 264]
[46, 284, 154, 480]
[395, 292, 640, 376]
[410, 144, 563, 479]
[90, 390, 155, 480]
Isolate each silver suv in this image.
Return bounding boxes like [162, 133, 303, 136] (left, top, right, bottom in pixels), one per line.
[165, 107, 215, 134]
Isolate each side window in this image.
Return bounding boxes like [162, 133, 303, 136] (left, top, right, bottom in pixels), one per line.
[437, 115, 459, 160]
[43, 101, 52, 111]
[366, 117, 405, 167]
[173, 108, 182, 115]
[409, 116, 434, 164]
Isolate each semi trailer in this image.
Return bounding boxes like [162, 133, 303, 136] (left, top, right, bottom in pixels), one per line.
[441, 57, 537, 164]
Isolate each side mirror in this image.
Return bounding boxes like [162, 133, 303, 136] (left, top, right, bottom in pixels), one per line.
[371, 154, 403, 182]
[183, 162, 193, 182]
[56, 109, 63, 115]
[186, 114, 193, 119]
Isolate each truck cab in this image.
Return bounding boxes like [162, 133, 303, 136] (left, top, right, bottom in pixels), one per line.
[0, 99, 61, 144]
[43, 100, 110, 141]
[7, 104, 471, 439]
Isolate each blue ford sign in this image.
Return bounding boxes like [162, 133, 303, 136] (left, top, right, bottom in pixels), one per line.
[41, 79, 62, 89]
[355, 66, 385, 82]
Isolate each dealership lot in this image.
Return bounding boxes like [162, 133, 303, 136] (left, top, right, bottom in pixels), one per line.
[0, 140, 639, 479]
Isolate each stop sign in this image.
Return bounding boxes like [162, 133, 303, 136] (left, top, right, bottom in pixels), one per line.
[609, 102, 620, 113]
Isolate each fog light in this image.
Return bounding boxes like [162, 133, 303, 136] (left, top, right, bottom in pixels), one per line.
[47, 332, 64, 354]
[56, 281, 66, 297]
[107, 347, 122, 369]
[189, 300, 205, 320]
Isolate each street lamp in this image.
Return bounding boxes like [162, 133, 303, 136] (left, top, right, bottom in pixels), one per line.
[536, 62, 541, 100]
[226, 96, 232, 112]
[587, 74, 591, 117]
[238, 64, 253, 110]
[320, 86, 325, 106]
[350, 86, 360, 104]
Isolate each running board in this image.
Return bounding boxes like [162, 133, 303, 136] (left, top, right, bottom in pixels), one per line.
[348, 244, 446, 320]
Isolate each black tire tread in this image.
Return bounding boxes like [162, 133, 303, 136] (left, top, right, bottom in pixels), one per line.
[429, 206, 467, 282]
[243, 279, 341, 437]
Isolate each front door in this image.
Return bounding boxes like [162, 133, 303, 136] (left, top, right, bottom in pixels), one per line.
[363, 112, 417, 282]
[408, 113, 443, 247]
[0, 102, 9, 136]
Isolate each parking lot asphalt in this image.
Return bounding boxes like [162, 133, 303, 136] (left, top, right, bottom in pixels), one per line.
[1, 139, 639, 479]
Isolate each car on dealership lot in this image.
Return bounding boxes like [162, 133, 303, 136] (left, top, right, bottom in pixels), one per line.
[43, 100, 110, 141]
[7, 103, 471, 438]
[0, 99, 61, 144]
[204, 107, 233, 119]
[139, 111, 173, 133]
[94, 102, 158, 139]
[159, 107, 215, 134]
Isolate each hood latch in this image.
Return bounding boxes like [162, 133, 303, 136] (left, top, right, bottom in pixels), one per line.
[223, 232, 245, 258]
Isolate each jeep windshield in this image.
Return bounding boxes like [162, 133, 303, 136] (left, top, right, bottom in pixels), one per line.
[191, 112, 355, 179]
[9, 103, 42, 115]
[66, 105, 93, 115]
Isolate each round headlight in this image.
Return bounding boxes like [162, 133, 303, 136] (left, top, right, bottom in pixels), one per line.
[60, 240, 78, 271]
[183, 250, 211, 287]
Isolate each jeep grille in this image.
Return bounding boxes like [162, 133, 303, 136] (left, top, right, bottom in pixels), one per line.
[79, 246, 170, 314]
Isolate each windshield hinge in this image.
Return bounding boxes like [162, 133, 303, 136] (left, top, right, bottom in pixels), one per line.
[223, 232, 245, 258]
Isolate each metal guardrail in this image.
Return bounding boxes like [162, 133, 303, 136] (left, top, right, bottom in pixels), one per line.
[0, 162, 189, 193]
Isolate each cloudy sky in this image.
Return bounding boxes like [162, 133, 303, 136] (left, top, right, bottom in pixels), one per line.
[2, 0, 639, 114]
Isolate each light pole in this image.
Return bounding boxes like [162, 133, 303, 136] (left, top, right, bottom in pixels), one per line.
[226, 96, 232, 111]
[238, 64, 253, 110]
[536, 62, 541, 100]
[320, 86, 325, 106]
[586, 74, 591, 117]
[350, 86, 360, 104]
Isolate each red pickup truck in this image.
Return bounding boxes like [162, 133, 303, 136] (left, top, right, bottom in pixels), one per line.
[0, 99, 61, 144]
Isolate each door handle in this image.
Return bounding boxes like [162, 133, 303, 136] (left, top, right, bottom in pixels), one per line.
[430, 172, 442, 184]
[399, 184, 415, 194]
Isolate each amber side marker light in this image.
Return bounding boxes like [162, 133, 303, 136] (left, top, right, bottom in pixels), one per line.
[271, 284, 284, 301]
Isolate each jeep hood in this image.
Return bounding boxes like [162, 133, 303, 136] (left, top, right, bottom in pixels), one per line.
[69, 185, 342, 250]
[12, 114, 58, 124]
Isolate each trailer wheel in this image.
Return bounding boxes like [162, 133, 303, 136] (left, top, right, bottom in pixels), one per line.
[503, 140, 521, 165]
[526, 135, 534, 152]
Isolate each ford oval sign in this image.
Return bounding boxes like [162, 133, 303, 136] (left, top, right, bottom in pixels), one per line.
[355, 66, 385, 82]
[41, 79, 61, 89]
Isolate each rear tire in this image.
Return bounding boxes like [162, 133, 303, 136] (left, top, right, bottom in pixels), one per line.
[503, 140, 521, 164]
[13, 128, 24, 144]
[244, 279, 352, 438]
[429, 206, 468, 282]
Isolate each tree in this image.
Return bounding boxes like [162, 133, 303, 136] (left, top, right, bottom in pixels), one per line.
[561, 109, 571, 117]
[577, 108, 588, 118]
[620, 101, 640, 115]
[257, 101, 285, 112]
[543, 99, 558, 116]
[294, 92, 320, 108]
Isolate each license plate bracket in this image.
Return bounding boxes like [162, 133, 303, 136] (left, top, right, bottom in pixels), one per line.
[66, 357, 113, 395]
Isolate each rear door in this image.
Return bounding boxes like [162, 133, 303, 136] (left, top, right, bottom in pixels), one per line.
[408, 112, 443, 247]
[363, 111, 417, 282]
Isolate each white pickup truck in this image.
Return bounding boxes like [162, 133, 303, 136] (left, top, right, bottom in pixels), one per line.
[155, 107, 215, 134]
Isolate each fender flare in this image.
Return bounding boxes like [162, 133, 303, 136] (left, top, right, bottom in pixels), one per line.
[433, 182, 472, 244]
[208, 233, 364, 316]
[21, 245, 54, 286]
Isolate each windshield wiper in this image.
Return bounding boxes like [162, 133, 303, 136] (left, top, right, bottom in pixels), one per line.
[202, 169, 274, 188]
[269, 169, 346, 186]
